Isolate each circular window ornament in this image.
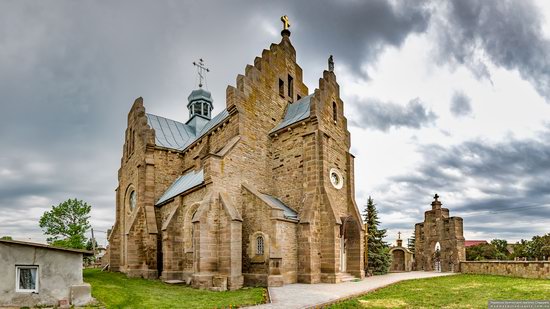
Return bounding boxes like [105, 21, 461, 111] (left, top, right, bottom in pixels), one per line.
[129, 190, 137, 211]
[329, 168, 344, 189]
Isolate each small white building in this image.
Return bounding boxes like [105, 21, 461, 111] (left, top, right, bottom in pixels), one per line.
[0, 239, 94, 307]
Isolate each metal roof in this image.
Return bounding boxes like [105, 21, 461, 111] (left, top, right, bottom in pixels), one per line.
[146, 109, 230, 151]
[187, 88, 213, 106]
[260, 193, 298, 220]
[155, 169, 204, 206]
[270, 95, 312, 133]
[0, 239, 93, 255]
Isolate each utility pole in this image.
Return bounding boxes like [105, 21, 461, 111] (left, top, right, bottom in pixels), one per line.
[91, 228, 97, 255]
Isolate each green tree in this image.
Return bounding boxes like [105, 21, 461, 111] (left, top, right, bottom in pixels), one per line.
[466, 243, 499, 261]
[527, 234, 550, 260]
[407, 234, 416, 253]
[364, 196, 391, 275]
[1, 236, 13, 240]
[39, 198, 91, 249]
[491, 239, 509, 260]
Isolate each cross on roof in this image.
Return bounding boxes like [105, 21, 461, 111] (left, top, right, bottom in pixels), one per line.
[281, 15, 290, 30]
[434, 193, 440, 201]
[397, 231, 401, 240]
[192, 58, 210, 88]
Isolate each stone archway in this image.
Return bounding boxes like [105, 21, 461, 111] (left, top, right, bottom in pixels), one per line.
[339, 215, 362, 277]
[390, 249, 405, 272]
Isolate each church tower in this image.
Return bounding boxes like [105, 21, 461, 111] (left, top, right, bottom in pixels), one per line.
[186, 59, 213, 133]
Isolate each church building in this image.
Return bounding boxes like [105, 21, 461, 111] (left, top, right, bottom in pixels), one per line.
[107, 17, 365, 290]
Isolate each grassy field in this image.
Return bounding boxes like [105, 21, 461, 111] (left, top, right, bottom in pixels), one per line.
[83, 268, 266, 308]
[329, 274, 550, 309]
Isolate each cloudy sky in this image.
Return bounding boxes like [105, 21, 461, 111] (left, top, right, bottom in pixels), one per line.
[1, 0, 549, 247]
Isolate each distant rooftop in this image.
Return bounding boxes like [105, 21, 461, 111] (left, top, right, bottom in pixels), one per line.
[464, 240, 488, 247]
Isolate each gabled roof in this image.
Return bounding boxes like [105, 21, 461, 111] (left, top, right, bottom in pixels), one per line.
[259, 192, 298, 220]
[270, 95, 312, 134]
[0, 239, 93, 255]
[465, 240, 488, 247]
[156, 169, 204, 206]
[146, 109, 230, 151]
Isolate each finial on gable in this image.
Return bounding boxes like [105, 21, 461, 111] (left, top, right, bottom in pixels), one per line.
[328, 55, 334, 72]
[281, 15, 291, 37]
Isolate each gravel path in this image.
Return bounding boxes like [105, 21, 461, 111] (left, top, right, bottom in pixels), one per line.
[247, 271, 456, 309]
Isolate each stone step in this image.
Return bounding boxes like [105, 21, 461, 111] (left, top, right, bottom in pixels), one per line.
[340, 273, 357, 282]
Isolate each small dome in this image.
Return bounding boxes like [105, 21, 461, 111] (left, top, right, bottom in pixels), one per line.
[187, 88, 212, 103]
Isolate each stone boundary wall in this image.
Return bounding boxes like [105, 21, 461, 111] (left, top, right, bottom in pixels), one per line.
[460, 261, 550, 279]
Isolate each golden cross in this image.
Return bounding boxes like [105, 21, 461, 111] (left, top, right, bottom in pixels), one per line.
[281, 15, 290, 30]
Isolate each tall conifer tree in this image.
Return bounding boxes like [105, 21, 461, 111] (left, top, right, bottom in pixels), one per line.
[364, 196, 391, 275]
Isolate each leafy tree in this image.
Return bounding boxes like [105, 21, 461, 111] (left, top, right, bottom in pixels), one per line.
[527, 234, 550, 260]
[86, 237, 98, 252]
[39, 198, 91, 249]
[363, 196, 391, 275]
[466, 243, 499, 261]
[1, 236, 13, 240]
[490, 239, 509, 260]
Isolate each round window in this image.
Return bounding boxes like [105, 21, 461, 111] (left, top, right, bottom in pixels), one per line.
[329, 168, 343, 189]
[129, 190, 137, 211]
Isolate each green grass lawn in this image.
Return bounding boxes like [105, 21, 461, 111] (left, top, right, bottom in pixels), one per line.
[329, 274, 550, 309]
[83, 268, 266, 309]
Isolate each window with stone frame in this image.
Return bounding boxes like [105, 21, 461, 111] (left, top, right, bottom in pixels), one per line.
[332, 101, 338, 122]
[127, 188, 136, 212]
[279, 78, 284, 97]
[256, 235, 264, 255]
[16, 266, 38, 293]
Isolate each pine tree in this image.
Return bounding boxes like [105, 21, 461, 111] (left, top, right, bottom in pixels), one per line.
[363, 196, 391, 275]
[407, 234, 416, 252]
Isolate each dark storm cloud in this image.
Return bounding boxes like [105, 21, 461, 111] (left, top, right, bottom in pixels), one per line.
[433, 0, 550, 101]
[287, 0, 431, 76]
[1, 0, 432, 240]
[450, 91, 472, 117]
[350, 98, 437, 131]
[374, 127, 550, 240]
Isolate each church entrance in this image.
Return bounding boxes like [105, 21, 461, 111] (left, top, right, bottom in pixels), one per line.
[391, 249, 405, 271]
[340, 236, 347, 273]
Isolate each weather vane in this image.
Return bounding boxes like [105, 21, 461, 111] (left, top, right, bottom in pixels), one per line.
[192, 58, 210, 88]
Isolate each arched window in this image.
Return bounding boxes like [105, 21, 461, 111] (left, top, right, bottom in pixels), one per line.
[332, 101, 338, 122]
[256, 235, 264, 255]
[128, 190, 136, 211]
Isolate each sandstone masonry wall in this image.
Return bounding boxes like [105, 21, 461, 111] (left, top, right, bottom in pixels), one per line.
[460, 261, 550, 279]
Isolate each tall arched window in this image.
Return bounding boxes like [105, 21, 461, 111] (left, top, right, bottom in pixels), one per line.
[256, 236, 264, 255]
[128, 190, 136, 212]
[332, 101, 338, 122]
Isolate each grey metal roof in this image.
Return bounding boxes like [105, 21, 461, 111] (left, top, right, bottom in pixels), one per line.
[270, 95, 312, 133]
[260, 193, 299, 220]
[156, 169, 204, 206]
[146, 109, 230, 151]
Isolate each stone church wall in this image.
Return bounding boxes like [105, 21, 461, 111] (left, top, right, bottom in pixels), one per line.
[460, 261, 550, 279]
[270, 123, 308, 212]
